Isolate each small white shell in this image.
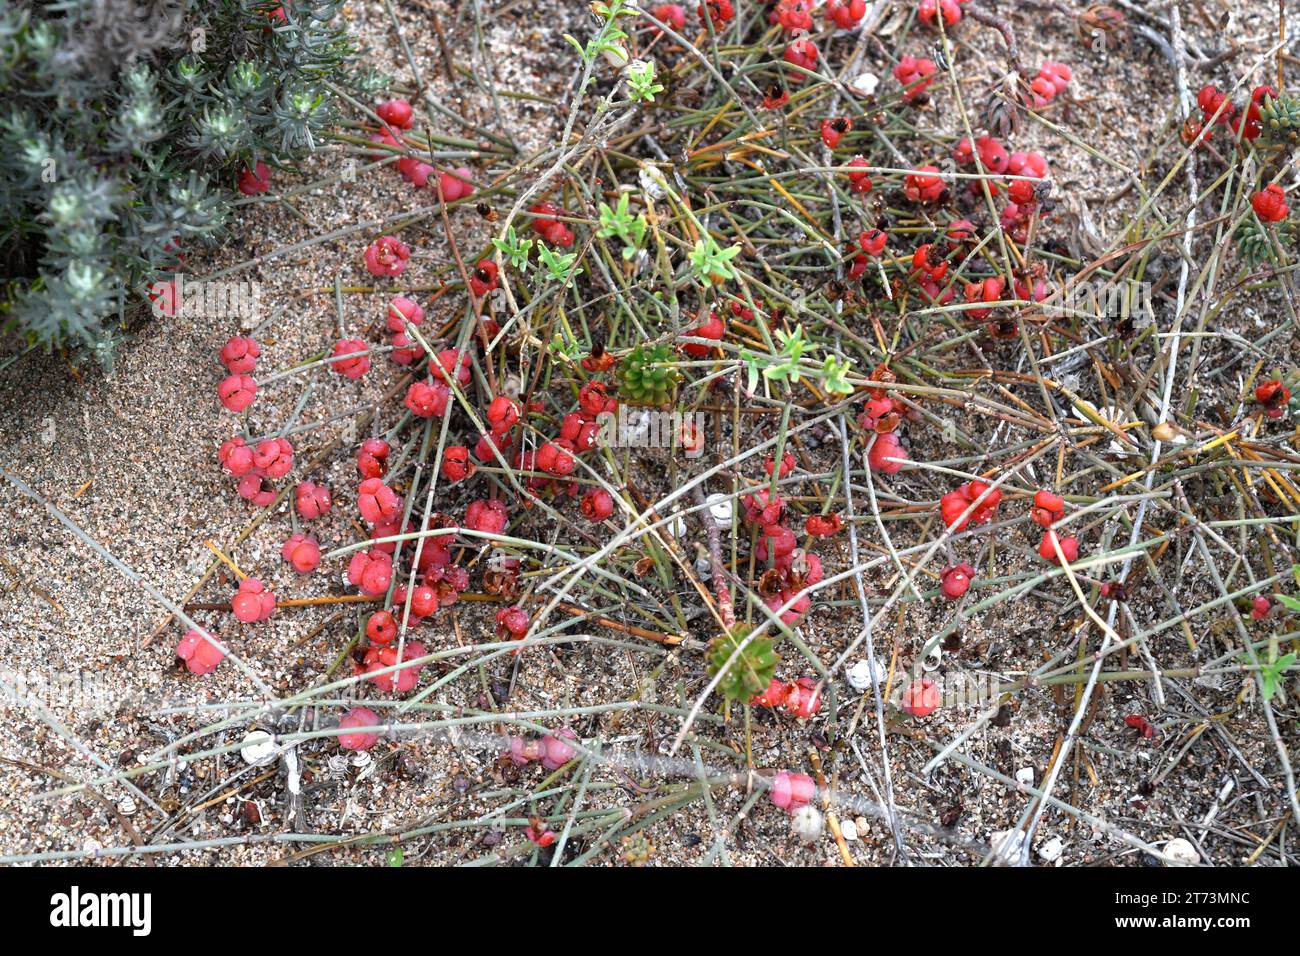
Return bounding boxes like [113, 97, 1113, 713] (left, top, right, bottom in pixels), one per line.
[239, 730, 277, 766]
[705, 493, 734, 526]
[1158, 837, 1200, 866]
[846, 658, 885, 691]
[1015, 766, 1035, 787]
[791, 805, 825, 845]
[849, 72, 880, 97]
[839, 818, 859, 841]
[1038, 836, 1064, 863]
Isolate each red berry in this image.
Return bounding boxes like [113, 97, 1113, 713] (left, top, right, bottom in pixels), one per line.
[762, 84, 790, 110]
[893, 55, 937, 104]
[465, 499, 508, 536]
[1251, 595, 1272, 620]
[765, 450, 796, 479]
[750, 677, 790, 708]
[820, 117, 851, 150]
[366, 610, 397, 645]
[1030, 489, 1064, 527]
[1038, 530, 1080, 565]
[219, 437, 255, 477]
[496, 605, 531, 640]
[698, 0, 734, 28]
[1252, 184, 1289, 223]
[357, 477, 403, 525]
[404, 379, 451, 418]
[385, 295, 424, 333]
[783, 39, 819, 81]
[364, 236, 410, 277]
[220, 336, 261, 374]
[867, 432, 908, 474]
[1254, 380, 1290, 408]
[237, 161, 272, 196]
[176, 629, 224, 675]
[375, 98, 413, 130]
[330, 338, 371, 379]
[441, 445, 475, 483]
[826, 0, 866, 28]
[338, 707, 381, 751]
[486, 395, 522, 434]
[918, 0, 962, 29]
[650, 3, 687, 30]
[940, 562, 975, 599]
[682, 310, 725, 357]
[280, 532, 321, 574]
[469, 259, 499, 297]
[218, 374, 257, 412]
[858, 228, 888, 256]
[356, 438, 390, 479]
[784, 676, 822, 719]
[900, 677, 939, 717]
[581, 487, 616, 521]
[904, 165, 945, 203]
[437, 167, 474, 203]
[805, 513, 843, 537]
[347, 548, 394, 597]
[846, 154, 873, 193]
[774, 0, 814, 33]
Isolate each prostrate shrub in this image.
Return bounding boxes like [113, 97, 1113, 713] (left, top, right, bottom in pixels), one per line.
[0, 0, 386, 363]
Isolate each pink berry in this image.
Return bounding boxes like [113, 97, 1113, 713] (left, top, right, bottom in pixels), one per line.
[901, 677, 940, 717]
[281, 532, 321, 574]
[437, 167, 474, 202]
[1251, 595, 1272, 620]
[357, 477, 403, 526]
[330, 338, 371, 379]
[294, 481, 332, 520]
[495, 605, 530, 640]
[541, 728, 579, 770]
[364, 236, 411, 277]
[219, 437, 255, 477]
[385, 296, 425, 333]
[253, 437, 293, 478]
[218, 373, 257, 412]
[220, 336, 261, 374]
[338, 707, 382, 751]
[770, 770, 816, 812]
[231, 577, 276, 623]
[347, 548, 394, 597]
[176, 629, 224, 675]
[367, 611, 397, 645]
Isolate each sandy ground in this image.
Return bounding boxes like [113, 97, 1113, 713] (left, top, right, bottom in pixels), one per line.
[0, 0, 1296, 866]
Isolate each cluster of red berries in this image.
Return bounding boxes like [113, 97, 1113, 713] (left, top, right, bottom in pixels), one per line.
[740, 480, 829, 625]
[1027, 62, 1072, 109]
[859, 367, 913, 474]
[507, 728, 578, 770]
[218, 334, 263, 413]
[751, 676, 823, 719]
[528, 202, 575, 248]
[917, 0, 969, 30]
[893, 55, 937, 104]
[367, 97, 476, 202]
[1192, 84, 1276, 143]
[219, 435, 293, 507]
[1254, 379, 1291, 419]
